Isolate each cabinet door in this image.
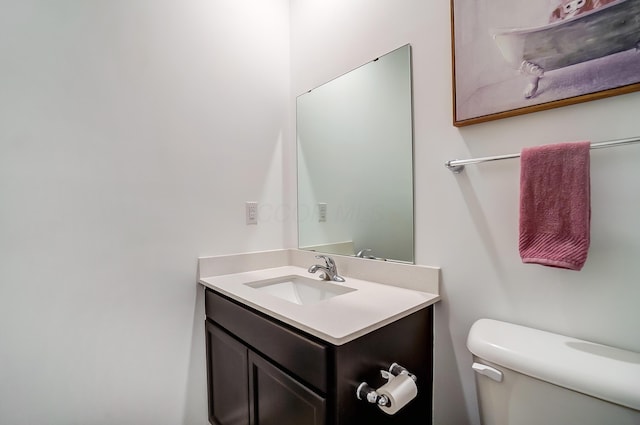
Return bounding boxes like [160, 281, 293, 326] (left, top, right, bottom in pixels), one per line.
[248, 351, 325, 425]
[206, 322, 249, 425]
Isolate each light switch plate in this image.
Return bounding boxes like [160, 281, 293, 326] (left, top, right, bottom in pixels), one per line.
[318, 202, 327, 222]
[246, 202, 258, 225]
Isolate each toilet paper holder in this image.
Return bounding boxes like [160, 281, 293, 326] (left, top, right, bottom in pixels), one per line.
[356, 362, 417, 408]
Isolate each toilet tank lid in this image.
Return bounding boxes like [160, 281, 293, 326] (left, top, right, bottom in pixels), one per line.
[467, 319, 640, 411]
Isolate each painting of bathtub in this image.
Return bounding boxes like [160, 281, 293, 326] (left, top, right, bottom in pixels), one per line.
[452, 0, 640, 126]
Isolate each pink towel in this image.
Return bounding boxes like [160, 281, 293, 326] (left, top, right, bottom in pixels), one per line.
[519, 141, 591, 270]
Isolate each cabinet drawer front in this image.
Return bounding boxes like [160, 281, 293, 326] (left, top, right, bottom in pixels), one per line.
[206, 289, 328, 392]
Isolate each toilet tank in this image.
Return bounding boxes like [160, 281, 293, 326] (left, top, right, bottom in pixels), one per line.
[467, 319, 640, 425]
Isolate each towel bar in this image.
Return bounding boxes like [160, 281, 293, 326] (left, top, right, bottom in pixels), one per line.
[445, 136, 640, 173]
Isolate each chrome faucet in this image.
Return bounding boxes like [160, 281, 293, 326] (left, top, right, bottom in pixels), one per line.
[308, 255, 345, 282]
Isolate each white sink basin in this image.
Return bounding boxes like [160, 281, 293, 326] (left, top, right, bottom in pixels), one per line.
[245, 275, 356, 305]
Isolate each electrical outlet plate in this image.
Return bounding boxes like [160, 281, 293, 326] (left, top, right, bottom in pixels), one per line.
[246, 202, 258, 225]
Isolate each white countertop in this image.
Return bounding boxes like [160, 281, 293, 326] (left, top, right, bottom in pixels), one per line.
[199, 265, 440, 345]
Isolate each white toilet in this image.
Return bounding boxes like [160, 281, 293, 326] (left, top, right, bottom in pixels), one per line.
[467, 319, 640, 425]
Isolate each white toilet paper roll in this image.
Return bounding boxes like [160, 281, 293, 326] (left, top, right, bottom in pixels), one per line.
[377, 374, 418, 415]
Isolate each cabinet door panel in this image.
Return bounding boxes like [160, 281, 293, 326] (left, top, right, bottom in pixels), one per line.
[248, 352, 325, 425]
[206, 322, 249, 425]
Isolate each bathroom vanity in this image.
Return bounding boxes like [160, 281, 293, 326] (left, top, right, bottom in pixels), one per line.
[205, 288, 433, 425]
[198, 250, 440, 425]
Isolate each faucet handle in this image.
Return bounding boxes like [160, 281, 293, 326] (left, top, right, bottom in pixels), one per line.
[315, 254, 334, 268]
[312, 255, 345, 283]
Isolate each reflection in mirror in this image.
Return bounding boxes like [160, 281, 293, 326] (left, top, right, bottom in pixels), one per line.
[296, 45, 414, 263]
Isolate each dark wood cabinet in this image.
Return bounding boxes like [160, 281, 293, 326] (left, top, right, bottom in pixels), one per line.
[205, 288, 433, 425]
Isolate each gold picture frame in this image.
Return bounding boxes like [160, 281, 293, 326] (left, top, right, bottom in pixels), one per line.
[451, 0, 640, 127]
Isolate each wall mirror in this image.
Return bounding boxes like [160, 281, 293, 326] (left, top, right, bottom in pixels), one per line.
[296, 45, 414, 263]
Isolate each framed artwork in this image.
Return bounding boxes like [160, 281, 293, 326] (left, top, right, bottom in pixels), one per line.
[451, 0, 640, 127]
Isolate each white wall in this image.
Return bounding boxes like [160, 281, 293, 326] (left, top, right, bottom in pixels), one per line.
[0, 1, 289, 424]
[291, 1, 640, 425]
